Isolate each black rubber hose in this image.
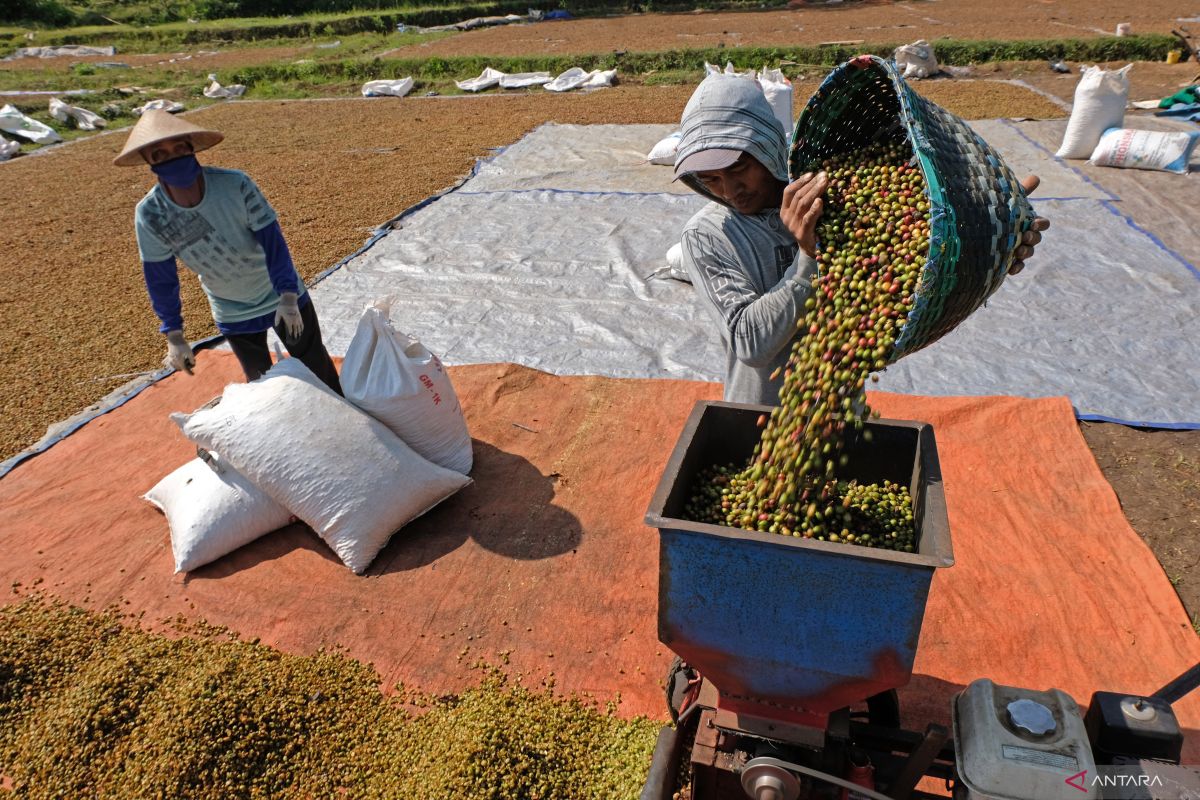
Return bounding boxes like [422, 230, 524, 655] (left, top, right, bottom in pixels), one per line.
[639, 725, 681, 800]
[1152, 662, 1200, 705]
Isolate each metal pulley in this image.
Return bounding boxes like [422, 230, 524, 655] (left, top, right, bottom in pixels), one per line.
[740, 759, 800, 800]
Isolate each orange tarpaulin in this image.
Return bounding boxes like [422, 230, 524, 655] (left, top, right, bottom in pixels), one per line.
[1, 350, 1197, 757]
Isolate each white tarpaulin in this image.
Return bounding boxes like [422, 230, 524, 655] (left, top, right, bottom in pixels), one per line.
[362, 78, 414, 98]
[308, 121, 1200, 428]
[134, 99, 185, 115]
[544, 67, 617, 92]
[48, 96, 105, 130]
[498, 72, 551, 89]
[2, 45, 116, 60]
[203, 76, 247, 99]
[454, 67, 505, 92]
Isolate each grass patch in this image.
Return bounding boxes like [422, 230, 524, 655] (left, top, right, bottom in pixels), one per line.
[227, 34, 1178, 87]
[0, 593, 660, 798]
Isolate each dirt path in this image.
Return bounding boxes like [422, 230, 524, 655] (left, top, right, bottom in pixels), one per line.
[1081, 423, 1200, 622]
[387, 0, 1194, 59]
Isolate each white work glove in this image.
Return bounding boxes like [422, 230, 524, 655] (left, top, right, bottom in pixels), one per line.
[164, 330, 195, 375]
[274, 292, 303, 340]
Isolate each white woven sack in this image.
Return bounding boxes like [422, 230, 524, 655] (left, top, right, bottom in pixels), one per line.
[1088, 127, 1200, 174]
[646, 131, 681, 165]
[171, 357, 471, 574]
[341, 299, 473, 475]
[1056, 65, 1130, 159]
[757, 67, 793, 142]
[666, 241, 689, 282]
[144, 457, 293, 573]
[362, 78, 414, 98]
[545, 67, 591, 92]
[893, 40, 938, 80]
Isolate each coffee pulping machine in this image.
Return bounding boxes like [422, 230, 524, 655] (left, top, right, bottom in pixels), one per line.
[641, 401, 1199, 800]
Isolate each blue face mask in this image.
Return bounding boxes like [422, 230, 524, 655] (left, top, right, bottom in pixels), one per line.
[151, 154, 202, 188]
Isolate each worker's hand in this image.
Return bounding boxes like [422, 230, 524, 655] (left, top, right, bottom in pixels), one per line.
[164, 330, 195, 375]
[274, 292, 303, 340]
[1010, 175, 1050, 275]
[780, 171, 829, 259]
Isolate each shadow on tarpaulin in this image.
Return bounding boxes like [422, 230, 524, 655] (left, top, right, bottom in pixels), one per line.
[194, 439, 583, 580]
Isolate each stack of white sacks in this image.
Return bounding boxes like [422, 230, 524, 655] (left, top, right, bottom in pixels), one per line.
[645, 63, 794, 169]
[145, 299, 473, 575]
[1057, 64, 1199, 174]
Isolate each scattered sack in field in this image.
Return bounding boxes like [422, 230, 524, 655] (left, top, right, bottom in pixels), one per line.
[171, 357, 470, 574]
[456, 67, 505, 92]
[498, 71, 552, 89]
[0, 134, 20, 160]
[48, 96, 105, 130]
[144, 457, 294, 573]
[893, 40, 938, 79]
[547, 67, 616, 91]
[758, 66, 794, 141]
[134, 99, 185, 115]
[545, 67, 592, 92]
[0, 103, 61, 144]
[1056, 64, 1130, 159]
[582, 68, 617, 89]
[362, 77, 415, 97]
[203, 75, 247, 99]
[646, 130, 681, 165]
[699, 63, 793, 139]
[1089, 127, 1200, 174]
[705, 61, 755, 80]
[342, 298, 473, 475]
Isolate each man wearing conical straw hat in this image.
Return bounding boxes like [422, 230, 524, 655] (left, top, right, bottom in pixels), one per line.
[114, 109, 341, 393]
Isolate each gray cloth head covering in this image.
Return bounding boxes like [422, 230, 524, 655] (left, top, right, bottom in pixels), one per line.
[674, 74, 789, 206]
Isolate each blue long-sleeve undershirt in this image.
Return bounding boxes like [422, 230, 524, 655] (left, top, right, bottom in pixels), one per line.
[252, 220, 300, 297]
[141, 220, 303, 334]
[142, 258, 183, 333]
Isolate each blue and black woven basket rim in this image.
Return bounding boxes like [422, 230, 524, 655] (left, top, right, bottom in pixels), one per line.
[788, 55, 1034, 357]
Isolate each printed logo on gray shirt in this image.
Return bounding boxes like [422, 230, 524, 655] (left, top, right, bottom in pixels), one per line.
[776, 244, 798, 271]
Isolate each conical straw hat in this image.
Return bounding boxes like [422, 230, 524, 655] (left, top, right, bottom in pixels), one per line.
[112, 109, 224, 167]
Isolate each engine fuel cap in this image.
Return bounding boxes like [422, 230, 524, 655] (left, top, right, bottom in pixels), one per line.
[1007, 699, 1056, 736]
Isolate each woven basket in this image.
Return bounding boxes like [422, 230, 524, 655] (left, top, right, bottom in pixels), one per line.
[788, 55, 1034, 358]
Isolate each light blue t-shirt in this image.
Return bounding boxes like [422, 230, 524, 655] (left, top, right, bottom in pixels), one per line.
[134, 167, 301, 326]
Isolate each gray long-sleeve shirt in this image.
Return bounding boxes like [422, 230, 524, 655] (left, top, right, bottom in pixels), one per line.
[682, 202, 818, 405]
[673, 73, 819, 405]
